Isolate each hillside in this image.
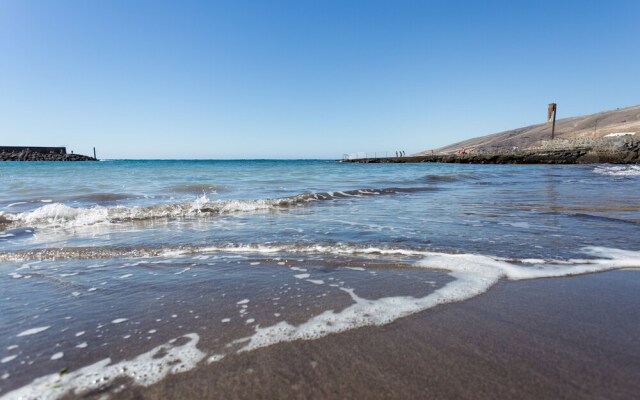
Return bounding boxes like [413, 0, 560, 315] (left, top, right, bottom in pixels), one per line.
[416, 105, 640, 155]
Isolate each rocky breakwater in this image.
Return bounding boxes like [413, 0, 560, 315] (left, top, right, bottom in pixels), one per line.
[344, 140, 640, 164]
[0, 150, 96, 161]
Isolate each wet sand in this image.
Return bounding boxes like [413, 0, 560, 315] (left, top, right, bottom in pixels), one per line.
[109, 270, 640, 399]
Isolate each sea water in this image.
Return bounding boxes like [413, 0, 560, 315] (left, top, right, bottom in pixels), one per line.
[1, 160, 639, 399]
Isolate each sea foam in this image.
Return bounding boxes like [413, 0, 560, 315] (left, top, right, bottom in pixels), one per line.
[3, 333, 205, 400]
[593, 165, 640, 176]
[237, 246, 640, 352]
[3, 246, 639, 399]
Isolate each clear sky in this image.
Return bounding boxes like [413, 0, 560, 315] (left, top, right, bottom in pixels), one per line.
[1, 0, 638, 159]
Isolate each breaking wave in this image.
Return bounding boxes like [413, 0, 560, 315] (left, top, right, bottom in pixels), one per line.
[0, 187, 436, 228]
[593, 165, 640, 176]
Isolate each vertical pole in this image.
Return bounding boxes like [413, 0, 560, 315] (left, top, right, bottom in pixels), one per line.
[93, 147, 97, 159]
[551, 104, 557, 140]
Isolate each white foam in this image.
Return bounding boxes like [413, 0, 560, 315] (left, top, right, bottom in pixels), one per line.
[207, 354, 224, 364]
[307, 279, 324, 285]
[238, 247, 640, 352]
[174, 267, 191, 275]
[50, 352, 63, 360]
[294, 273, 310, 279]
[111, 318, 128, 324]
[4, 333, 205, 400]
[16, 326, 50, 337]
[76, 342, 88, 349]
[7, 246, 640, 398]
[1, 355, 17, 363]
[593, 165, 640, 176]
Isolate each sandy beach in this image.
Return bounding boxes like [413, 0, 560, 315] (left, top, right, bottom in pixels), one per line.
[104, 270, 640, 400]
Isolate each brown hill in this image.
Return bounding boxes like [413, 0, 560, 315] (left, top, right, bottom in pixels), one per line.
[416, 105, 640, 155]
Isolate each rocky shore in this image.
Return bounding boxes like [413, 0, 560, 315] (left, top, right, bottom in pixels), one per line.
[0, 151, 96, 161]
[343, 141, 640, 164]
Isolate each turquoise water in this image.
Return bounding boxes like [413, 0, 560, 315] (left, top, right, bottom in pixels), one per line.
[1, 160, 639, 398]
[1, 160, 639, 256]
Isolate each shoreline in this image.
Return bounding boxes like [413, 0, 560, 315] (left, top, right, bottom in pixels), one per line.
[95, 270, 640, 399]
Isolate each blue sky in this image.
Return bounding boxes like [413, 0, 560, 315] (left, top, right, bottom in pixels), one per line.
[1, 0, 638, 159]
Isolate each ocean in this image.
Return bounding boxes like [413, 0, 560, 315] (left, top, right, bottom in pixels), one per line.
[1, 160, 639, 398]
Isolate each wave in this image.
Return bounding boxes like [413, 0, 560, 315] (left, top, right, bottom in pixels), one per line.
[4, 244, 639, 399]
[593, 165, 640, 176]
[0, 187, 437, 228]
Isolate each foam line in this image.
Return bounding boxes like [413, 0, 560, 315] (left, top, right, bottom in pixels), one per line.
[3, 334, 205, 400]
[3, 247, 639, 399]
[238, 247, 640, 352]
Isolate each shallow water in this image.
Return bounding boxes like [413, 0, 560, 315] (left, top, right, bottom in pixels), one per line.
[1, 160, 639, 399]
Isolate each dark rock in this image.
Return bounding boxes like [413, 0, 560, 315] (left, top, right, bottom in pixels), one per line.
[342, 141, 640, 165]
[0, 151, 96, 162]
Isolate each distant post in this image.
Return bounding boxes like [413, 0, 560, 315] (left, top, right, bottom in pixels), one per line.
[547, 103, 557, 140]
[93, 147, 97, 159]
